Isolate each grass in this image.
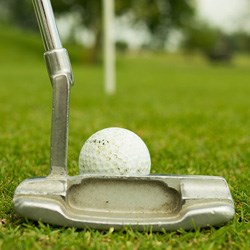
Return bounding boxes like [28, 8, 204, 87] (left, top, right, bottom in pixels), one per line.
[0, 26, 249, 249]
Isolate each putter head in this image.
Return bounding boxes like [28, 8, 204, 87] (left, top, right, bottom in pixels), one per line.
[13, 174, 234, 231]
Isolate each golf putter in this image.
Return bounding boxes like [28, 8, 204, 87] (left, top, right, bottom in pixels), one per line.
[13, 0, 235, 231]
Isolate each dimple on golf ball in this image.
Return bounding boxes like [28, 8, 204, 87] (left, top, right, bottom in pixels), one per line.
[79, 127, 151, 175]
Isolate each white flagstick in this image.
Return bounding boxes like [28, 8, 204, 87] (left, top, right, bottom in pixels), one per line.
[103, 0, 116, 95]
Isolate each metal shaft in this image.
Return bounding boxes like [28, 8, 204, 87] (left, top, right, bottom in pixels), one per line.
[32, 0, 74, 176]
[32, 0, 62, 51]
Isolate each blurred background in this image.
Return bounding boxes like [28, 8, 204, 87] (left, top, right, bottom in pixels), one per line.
[0, 0, 250, 64]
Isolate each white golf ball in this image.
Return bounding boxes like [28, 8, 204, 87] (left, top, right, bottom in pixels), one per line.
[79, 127, 151, 175]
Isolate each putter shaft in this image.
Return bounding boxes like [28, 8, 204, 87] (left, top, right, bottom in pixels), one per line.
[32, 0, 73, 176]
[32, 0, 62, 51]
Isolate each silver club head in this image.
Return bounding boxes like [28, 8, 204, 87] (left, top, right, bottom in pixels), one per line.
[13, 174, 234, 231]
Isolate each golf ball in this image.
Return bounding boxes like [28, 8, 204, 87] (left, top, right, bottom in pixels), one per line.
[79, 127, 151, 175]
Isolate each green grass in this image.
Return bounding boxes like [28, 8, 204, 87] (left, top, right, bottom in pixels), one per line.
[0, 26, 249, 249]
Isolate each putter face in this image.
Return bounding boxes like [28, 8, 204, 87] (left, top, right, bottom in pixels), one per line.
[13, 174, 234, 231]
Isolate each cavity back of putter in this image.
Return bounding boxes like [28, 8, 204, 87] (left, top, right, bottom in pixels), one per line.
[13, 0, 235, 231]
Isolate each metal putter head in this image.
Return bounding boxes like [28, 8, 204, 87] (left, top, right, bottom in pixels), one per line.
[14, 174, 234, 231]
[13, 0, 235, 231]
